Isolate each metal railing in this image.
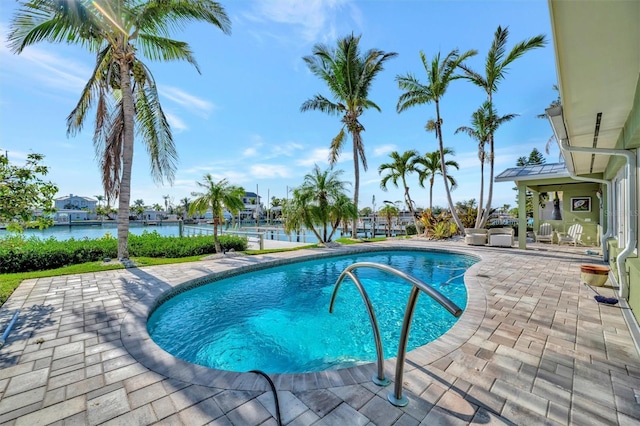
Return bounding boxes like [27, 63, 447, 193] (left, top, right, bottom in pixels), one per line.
[329, 262, 462, 407]
[181, 225, 265, 250]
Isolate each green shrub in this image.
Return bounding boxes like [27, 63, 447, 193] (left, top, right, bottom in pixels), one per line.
[405, 224, 417, 235]
[0, 231, 248, 274]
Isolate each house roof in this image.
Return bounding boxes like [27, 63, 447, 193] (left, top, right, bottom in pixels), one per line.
[55, 194, 96, 202]
[495, 162, 570, 183]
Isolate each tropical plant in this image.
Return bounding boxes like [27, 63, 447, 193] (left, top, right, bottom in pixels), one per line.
[417, 208, 456, 240]
[455, 199, 479, 229]
[413, 149, 459, 210]
[8, 0, 231, 261]
[396, 48, 476, 231]
[378, 150, 419, 222]
[378, 204, 399, 237]
[455, 101, 517, 227]
[189, 175, 245, 254]
[0, 151, 57, 232]
[301, 33, 397, 238]
[459, 26, 546, 227]
[284, 165, 355, 243]
[178, 197, 190, 219]
[130, 205, 145, 220]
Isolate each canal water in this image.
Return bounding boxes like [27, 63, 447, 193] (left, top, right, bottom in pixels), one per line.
[0, 222, 324, 243]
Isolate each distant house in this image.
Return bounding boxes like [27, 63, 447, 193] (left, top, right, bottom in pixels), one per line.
[240, 192, 262, 220]
[54, 194, 97, 211]
[52, 194, 98, 222]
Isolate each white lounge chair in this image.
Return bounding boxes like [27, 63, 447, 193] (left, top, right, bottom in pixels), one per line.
[464, 228, 487, 246]
[534, 223, 554, 243]
[488, 228, 514, 247]
[558, 224, 583, 246]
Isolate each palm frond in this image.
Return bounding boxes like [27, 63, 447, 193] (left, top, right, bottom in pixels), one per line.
[135, 0, 231, 36]
[329, 128, 347, 165]
[137, 34, 200, 72]
[134, 74, 177, 185]
[300, 95, 340, 115]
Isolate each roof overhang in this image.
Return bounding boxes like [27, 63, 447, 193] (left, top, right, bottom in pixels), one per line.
[547, 0, 640, 175]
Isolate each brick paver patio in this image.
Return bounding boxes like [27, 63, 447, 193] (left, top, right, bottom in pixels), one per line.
[1, 239, 639, 425]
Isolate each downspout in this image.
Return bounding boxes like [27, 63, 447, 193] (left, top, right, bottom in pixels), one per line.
[559, 139, 637, 299]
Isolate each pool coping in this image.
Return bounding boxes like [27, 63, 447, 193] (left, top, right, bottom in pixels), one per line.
[120, 242, 488, 393]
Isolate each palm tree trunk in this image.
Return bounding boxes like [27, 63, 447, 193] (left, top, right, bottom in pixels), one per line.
[352, 136, 360, 238]
[435, 102, 464, 232]
[474, 155, 485, 228]
[117, 45, 134, 261]
[213, 218, 221, 253]
[429, 177, 434, 210]
[402, 178, 416, 226]
[479, 135, 495, 227]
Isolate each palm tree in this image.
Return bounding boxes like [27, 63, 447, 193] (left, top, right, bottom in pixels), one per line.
[8, 0, 231, 261]
[378, 150, 419, 222]
[285, 165, 355, 243]
[180, 197, 191, 219]
[301, 34, 397, 238]
[413, 149, 459, 210]
[396, 49, 476, 232]
[458, 26, 546, 227]
[379, 204, 399, 237]
[189, 175, 245, 254]
[455, 101, 517, 228]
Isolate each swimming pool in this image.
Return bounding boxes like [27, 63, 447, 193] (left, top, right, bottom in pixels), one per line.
[147, 250, 476, 374]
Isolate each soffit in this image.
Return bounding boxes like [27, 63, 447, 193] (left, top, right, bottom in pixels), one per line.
[548, 0, 640, 174]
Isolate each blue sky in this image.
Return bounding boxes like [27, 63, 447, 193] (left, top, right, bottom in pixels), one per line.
[0, 0, 559, 212]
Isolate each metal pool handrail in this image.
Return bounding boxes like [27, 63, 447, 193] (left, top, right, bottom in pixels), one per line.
[329, 262, 463, 407]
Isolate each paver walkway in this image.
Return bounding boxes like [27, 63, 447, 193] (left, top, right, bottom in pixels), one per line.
[1, 239, 639, 425]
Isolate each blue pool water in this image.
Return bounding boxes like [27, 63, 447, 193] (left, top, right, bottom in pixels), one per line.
[148, 250, 475, 374]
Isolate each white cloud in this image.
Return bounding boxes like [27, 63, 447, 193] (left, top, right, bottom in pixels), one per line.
[247, 0, 360, 43]
[243, 147, 259, 157]
[159, 85, 215, 118]
[165, 112, 188, 132]
[0, 37, 90, 94]
[249, 164, 291, 178]
[295, 147, 331, 167]
[373, 144, 396, 157]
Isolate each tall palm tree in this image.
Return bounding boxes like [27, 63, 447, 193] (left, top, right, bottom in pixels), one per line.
[301, 34, 397, 238]
[8, 0, 231, 261]
[189, 175, 245, 254]
[285, 165, 355, 243]
[396, 49, 476, 232]
[378, 150, 419, 221]
[378, 204, 399, 237]
[458, 26, 546, 227]
[455, 101, 517, 228]
[180, 197, 191, 219]
[413, 149, 459, 210]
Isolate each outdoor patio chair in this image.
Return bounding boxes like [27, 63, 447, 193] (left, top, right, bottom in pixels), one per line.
[464, 228, 487, 246]
[557, 223, 583, 246]
[488, 228, 514, 247]
[534, 223, 554, 243]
